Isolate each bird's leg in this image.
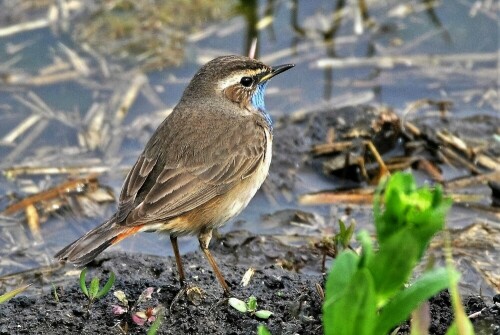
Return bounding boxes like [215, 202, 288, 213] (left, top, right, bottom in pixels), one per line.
[169, 235, 204, 310]
[198, 229, 231, 296]
[170, 235, 186, 287]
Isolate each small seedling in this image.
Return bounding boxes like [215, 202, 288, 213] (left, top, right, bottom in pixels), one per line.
[257, 324, 272, 335]
[316, 219, 356, 272]
[146, 306, 165, 335]
[113, 287, 163, 328]
[229, 295, 273, 319]
[51, 283, 59, 303]
[132, 306, 162, 326]
[79, 268, 115, 311]
[334, 219, 355, 251]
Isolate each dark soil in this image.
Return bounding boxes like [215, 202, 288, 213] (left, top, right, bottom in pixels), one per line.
[1, 231, 499, 335]
[1, 232, 325, 335]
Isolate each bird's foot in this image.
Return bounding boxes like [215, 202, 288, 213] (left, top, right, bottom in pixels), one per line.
[208, 295, 231, 313]
[207, 288, 247, 313]
[185, 285, 205, 305]
[169, 283, 205, 312]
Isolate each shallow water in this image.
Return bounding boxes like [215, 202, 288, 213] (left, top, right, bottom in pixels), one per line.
[0, 0, 498, 295]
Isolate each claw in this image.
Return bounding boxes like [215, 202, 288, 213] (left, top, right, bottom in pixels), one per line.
[208, 295, 230, 313]
[169, 283, 205, 313]
[186, 286, 204, 305]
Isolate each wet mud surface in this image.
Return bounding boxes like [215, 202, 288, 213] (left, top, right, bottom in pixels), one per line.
[1, 231, 499, 335]
[1, 233, 325, 335]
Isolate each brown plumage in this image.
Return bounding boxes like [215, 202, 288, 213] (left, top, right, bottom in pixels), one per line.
[55, 55, 294, 295]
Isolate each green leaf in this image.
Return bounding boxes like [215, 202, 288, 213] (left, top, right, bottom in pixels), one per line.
[0, 284, 32, 304]
[247, 295, 258, 312]
[323, 268, 376, 335]
[147, 306, 165, 335]
[322, 173, 455, 335]
[79, 268, 89, 298]
[445, 320, 475, 335]
[446, 255, 475, 335]
[323, 250, 358, 309]
[335, 220, 355, 250]
[95, 272, 115, 299]
[257, 324, 272, 335]
[255, 310, 273, 319]
[89, 277, 100, 299]
[367, 229, 420, 306]
[375, 268, 456, 335]
[51, 283, 59, 303]
[229, 297, 247, 313]
[374, 172, 451, 256]
[357, 230, 373, 269]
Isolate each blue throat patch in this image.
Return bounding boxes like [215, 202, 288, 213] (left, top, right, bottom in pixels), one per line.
[251, 82, 273, 130]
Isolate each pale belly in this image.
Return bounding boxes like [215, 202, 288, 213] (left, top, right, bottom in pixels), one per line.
[211, 128, 272, 227]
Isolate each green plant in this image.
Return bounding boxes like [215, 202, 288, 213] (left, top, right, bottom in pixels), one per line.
[51, 283, 59, 303]
[229, 295, 273, 319]
[323, 172, 464, 335]
[0, 284, 31, 304]
[257, 324, 272, 335]
[334, 219, 355, 252]
[444, 231, 474, 335]
[146, 306, 165, 335]
[79, 268, 115, 311]
[112, 287, 164, 328]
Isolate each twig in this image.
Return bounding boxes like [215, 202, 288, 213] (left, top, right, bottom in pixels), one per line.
[1, 114, 43, 144]
[23, 70, 81, 86]
[3, 165, 111, 178]
[437, 130, 471, 158]
[248, 38, 257, 59]
[2, 175, 99, 215]
[316, 52, 497, 69]
[81, 43, 110, 78]
[104, 73, 148, 157]
[439, 146, 482, 175]
[113, 73, 147, 124]
[58, 42, 90, 76]
[25, 204, 43, 242]
[0, 263, 63, 282]
[312, 141, 353, 155]
[1, 120, 49, 167]
[444, 171, 500, 189]
[299, 189, 374, 205]
[0, 18, 54, 38]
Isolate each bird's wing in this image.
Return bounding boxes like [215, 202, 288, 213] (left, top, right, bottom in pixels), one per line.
[115, 154, 157, 222]
[115, 115, 268, 226]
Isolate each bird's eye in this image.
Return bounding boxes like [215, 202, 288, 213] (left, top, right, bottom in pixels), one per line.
[240, 77, 253, 87]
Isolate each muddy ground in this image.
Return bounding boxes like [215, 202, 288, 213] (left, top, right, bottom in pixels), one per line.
[1, 231, 499, 335]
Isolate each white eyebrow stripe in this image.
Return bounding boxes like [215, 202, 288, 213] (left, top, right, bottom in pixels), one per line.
[216, 69, 267, 91]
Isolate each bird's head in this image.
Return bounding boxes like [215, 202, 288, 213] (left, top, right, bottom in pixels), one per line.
[183, 55, 294, 116]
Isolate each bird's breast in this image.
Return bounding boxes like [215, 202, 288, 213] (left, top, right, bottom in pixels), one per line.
[215, 126, 272, 225]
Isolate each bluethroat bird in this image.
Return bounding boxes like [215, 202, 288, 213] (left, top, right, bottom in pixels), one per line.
[55, 55, 294, 295]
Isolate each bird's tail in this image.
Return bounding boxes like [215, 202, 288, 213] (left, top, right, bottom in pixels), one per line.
[55, 216, 144, 267]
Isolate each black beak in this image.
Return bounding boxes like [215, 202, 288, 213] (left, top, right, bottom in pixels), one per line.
[259, 63, 295, 83]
